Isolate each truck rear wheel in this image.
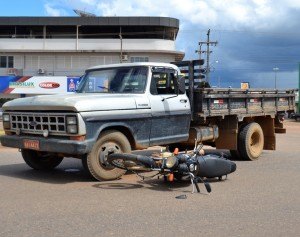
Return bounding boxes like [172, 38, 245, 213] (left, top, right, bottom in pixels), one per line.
[84, 130, 131, 181]
[21, 149, 64, 170]
[238, 122, 264, 161]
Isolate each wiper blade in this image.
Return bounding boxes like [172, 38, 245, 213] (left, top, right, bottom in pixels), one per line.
[98, 86, 109, 90]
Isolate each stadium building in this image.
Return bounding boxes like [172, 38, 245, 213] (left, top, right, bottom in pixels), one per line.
[0, 16, 184, 98]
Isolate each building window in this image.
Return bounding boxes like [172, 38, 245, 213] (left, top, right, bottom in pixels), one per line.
[0, 56, 14, 68]
[130, 57, 149, 63]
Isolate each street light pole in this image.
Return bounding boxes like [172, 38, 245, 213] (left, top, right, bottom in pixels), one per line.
[273, 67, 279, 89]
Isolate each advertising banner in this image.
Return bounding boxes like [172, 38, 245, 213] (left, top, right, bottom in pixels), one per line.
[0, 76, 81, 94]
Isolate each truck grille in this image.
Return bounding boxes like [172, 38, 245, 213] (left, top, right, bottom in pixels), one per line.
[8, 112, 74, 135]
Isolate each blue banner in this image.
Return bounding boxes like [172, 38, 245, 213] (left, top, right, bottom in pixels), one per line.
[0, 76, 23, 93]
[67, 77, 81, 92]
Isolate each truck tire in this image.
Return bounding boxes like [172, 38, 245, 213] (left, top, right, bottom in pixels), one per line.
[21, 149, 64, 170]
[84, 130, 131, 181]
[238, 122, 264, 161]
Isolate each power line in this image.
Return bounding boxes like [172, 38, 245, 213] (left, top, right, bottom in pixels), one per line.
[195, 29, 218, 83]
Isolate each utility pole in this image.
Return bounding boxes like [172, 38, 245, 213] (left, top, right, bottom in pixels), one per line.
[195, 42, 206, 84]
[195, 42, 205, 62]
[196, 29, 218, 83]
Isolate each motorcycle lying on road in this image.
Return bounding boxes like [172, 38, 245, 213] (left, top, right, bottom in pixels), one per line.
[108, 143, 237, 194]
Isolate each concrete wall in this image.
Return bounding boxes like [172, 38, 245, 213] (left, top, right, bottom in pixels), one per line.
[0, 52, 175, 76]
[0, 38, 175, 51]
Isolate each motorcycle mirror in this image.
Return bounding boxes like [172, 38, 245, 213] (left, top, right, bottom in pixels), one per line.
[204, 182, 212, 193]
[166, 145, 170, 152]
[193, 139, 197, 152]
[175, 194, 187, 199]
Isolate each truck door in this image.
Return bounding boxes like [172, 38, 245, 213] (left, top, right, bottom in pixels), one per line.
[148, 68, 191, 146]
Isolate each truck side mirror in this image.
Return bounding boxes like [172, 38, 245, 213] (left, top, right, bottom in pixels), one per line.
[178, 75, 186, 94]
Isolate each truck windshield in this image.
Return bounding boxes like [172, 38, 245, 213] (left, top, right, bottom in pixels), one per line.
[77, 66, 148, 93]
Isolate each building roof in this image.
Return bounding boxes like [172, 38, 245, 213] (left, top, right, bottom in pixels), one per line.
[0, 16, 179, 28]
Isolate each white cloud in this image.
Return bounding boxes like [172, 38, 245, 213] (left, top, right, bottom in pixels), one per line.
[45, 3, 67, 16]
[41, 0, 300, 88]
[284, 0, 300, 8]
[91, 0, 297, 32]
[46, 0, 299, 32]
[79, 0, 97, 5]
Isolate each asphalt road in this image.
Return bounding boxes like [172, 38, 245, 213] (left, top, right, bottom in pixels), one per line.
[0, 120, 299, 237]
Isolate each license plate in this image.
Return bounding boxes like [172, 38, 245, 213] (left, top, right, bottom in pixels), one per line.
[23, 139, 40, 150]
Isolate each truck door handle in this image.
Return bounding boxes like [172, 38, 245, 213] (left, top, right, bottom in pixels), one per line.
[180, 99, 188, 103]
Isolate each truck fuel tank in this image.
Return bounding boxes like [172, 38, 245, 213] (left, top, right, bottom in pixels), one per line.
[187, 126, 219, 143]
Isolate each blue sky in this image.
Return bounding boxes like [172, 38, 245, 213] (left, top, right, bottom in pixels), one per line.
[0, 0, 45, 16]
[1, 0, 299, 89]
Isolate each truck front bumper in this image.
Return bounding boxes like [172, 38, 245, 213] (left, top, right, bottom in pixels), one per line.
[0, 135, 91, 155]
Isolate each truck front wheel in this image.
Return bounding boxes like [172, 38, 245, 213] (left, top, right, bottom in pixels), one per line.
[83, 130, 131, 181]
[238, 122, 264, 161]
[21, 149, 64, 170]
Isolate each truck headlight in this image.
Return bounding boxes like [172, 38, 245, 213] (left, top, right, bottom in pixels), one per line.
[66, 116, 78, 134]
[67, 125, 78, 134]
[3, 113, 10, 129]
[3, 114, 10, 122]
[66, 116, 77, 125]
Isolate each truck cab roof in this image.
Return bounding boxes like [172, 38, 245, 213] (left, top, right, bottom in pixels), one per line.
[87, 62, 180, 71]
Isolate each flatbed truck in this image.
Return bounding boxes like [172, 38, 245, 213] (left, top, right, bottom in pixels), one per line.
[0, 60, 296, 181]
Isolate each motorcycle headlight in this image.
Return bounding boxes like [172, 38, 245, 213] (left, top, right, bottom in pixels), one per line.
[165, 156, 178, 169]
